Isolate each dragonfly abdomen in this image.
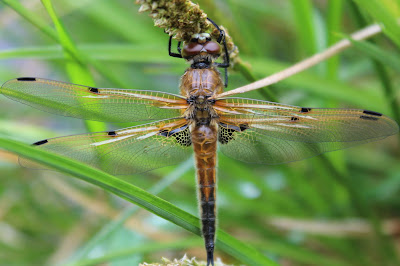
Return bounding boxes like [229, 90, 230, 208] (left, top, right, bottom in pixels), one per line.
[192, 124, 218, 266]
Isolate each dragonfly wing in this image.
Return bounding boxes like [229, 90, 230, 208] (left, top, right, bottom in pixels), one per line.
[21, 119, 193, 175]
[217, 98, 398, 164]
[218, 125, 388, 164]
[1, 78, 188, 122]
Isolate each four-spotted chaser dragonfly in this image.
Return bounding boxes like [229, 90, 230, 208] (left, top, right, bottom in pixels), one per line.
[1, 19, 399, 266]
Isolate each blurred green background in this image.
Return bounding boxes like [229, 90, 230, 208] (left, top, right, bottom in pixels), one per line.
[0, 0, 400, 265]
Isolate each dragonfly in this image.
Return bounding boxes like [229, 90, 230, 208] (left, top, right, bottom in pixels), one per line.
[1, 19, 399, 266]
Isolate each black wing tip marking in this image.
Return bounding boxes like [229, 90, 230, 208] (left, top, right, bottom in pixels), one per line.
[33, 139, 48, 146]
[291, 117, 299, 121]
[89, 87, 99, 93]
[363, 110, 382, 117]
[360, 115, 379, 121]
[17, 77, 36, 81]
[108, 131, 117, 136]
[300, 107, 312, 113]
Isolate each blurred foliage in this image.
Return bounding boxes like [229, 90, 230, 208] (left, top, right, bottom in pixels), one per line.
[0, 0, 399, 265]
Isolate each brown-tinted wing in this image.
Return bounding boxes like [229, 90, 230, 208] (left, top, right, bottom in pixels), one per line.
[216, 98, 398, 164]
[1, 78, 188, 122]
[21, 119, 193, 175]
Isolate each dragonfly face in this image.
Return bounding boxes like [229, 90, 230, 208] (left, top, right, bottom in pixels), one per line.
[1, 24, 399, 266]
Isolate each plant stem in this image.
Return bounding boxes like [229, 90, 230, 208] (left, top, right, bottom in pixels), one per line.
[216, 22, 386, 98]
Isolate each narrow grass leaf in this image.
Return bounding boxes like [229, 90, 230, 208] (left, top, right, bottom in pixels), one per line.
[352, 0, 400, 47]
[0, 137, 277, 266]
[290, 0, 317, 56]
[349, 38, 400, 72]
[326, 0, 343, 78]
[3, 0, 130, 88]
[40, 0, 106, 133]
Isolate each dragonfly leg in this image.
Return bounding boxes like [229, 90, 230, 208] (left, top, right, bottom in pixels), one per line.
[168, 35, 183, 58]
[207, 18, 230, 87]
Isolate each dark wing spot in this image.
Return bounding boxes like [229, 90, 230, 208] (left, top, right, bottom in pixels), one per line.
[300, 107, 311, 113]
[363, 110, 382, 117]
[158, 124, 191, 146]
[219, 122, 241, 131]
[239, 124, 249, 131]
[108, 131, 117, 136]
[360, 115, 379, 121]
[218, 123, 248, 144]
[291, 117, 299, 121]
[33, 139, 48, 146]
[158, 129, 170, 137]
[17, 77, 36, 81]
[89, 87, 99, 94]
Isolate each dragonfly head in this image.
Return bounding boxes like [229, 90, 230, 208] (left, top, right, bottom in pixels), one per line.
[182, 33, 221, 64]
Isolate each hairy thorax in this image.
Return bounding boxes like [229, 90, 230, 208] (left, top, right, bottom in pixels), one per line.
[180, 67, 223, 125]
[180, 67, 224, 98]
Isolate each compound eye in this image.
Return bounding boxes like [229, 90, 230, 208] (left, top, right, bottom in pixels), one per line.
[182, 42, 203, 57]
[203, 41, 221, 54]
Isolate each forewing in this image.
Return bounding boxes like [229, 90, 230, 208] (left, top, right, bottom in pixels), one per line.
[217, 98, 399, 164]
[1, 78, 188, 122]
[21, 119, 193, 175]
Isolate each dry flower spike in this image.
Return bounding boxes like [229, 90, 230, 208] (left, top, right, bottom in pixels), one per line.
[135, 0, 239, 66]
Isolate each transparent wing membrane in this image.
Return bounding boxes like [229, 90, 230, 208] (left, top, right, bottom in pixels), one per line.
[20, 119, 193, 175]
[218, 127, 388, 165]
[217, 98, 398, 164]
[4, 78, 398, 170]
[1, 78, 188, 122]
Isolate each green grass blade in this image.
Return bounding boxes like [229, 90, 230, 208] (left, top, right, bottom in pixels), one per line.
[249, 57, 388, 111]
[326, 0, 343, 78]
[290, 0, 317, 56]
[352, 0, 400, 47]
[350, 38, 400, 72]
[2, 0, 58, 41]
[349, 38, 400, 122]
[71, 158, 194, 261]
[40, 0, 105, 133]
[2, 0, 130, 89]
[0, 137, 277, 266]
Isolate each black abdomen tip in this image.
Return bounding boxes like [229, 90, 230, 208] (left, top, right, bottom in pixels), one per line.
[33, 139, 48, 146]
[17, 77, 36, 81]
[108, 131, 117, 136]
[363, 110, 382, 117]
